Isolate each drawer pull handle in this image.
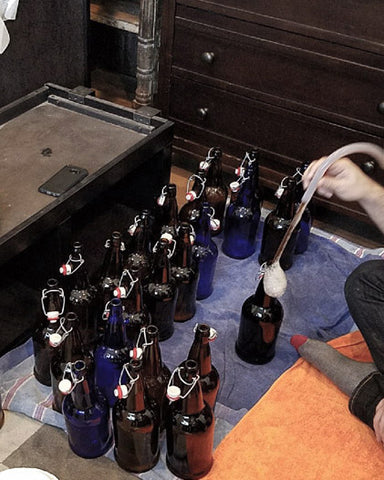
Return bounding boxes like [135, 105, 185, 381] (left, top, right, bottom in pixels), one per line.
[360, 160, 376, 175]
[201, 52, 215, 64]
[197, 107, 209, 120]
[377, 102, 384, 114]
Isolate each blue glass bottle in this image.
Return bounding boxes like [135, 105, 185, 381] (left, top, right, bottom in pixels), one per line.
[193, 202, 218, 300]
[222, 152, 262, 259]
[94, 297, 129, 407]
[61, 360, 113, 458]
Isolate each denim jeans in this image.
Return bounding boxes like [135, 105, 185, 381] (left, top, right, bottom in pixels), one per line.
[345, 259, 384, 427]
[345, 259, 384, 372]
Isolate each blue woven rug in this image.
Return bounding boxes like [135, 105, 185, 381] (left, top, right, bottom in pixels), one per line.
[0, 223, 382, 479]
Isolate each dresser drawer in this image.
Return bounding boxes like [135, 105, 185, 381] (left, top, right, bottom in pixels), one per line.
[180, 0, 384, 47]
[172, 17, 384, 130]
[169, 76, 384, 176]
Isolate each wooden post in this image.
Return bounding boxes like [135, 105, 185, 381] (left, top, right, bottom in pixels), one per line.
[134, 0, 161, 107]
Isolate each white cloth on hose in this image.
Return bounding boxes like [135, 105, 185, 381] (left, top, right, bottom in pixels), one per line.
[0, 0, 19, 54]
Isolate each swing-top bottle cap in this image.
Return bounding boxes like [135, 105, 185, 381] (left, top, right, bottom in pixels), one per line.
[199, 160, 210, 171]
[130, 347, 143, 360]
[160, 232, 173, 243]
[60, 264, 71, 276]
[230, 180, 240, 192]
[166, 385, 181, 401]
[114, 286, 127, 299]
[209, 327, 218, 341]
[210, 218, 220, 231]
[58, 378, 72, 395]
[185, 190, 197, 202]
[49, 333, 62, 347]
[114, 384, 129, 399]
[234, 166, 244, 177]
[47, 311, 59, 322]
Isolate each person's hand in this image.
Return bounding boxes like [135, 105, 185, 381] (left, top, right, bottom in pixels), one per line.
[373, 397, 384, 445]
[302, 157, 377, 203]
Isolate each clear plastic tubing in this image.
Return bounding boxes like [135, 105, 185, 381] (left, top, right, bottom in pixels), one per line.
[301, 142, 384, 204]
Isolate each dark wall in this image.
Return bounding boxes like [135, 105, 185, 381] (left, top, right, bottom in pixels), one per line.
[0, 0, 89, 108]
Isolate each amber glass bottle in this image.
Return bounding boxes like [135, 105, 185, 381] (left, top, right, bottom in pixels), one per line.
[179, 170, 207, 230]
[236, 275, 284, 364]
[50, 312, 94, 412]
[171, 222, 199, 322]
[140, 324, 171, 429]
[33, 278, 65, 386]
[144, 238, 178, 340]
[187, 323, 220, 410]
[125, 209, 153, 283]
[204, 147, 228, 235]
[113, 359, 160, 473]
[258, 176, 300, 270]
[60, 241, 98, 350]
[97, 231, 125, 321]
[114, 266, 151, 346]
[166, 359, 214, 479]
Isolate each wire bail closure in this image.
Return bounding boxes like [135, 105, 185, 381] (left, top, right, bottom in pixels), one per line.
[199, 147, 216, 171]
[49, 316, 73, 347]
[166, 366, 200, 402]
[60, 254, 84, 276]
[114, 269, 138, 299]
[157, 185, 168, 206]
[58, 360, 85, 395]
[41, 287, 65, 318]
[185, 174, 206, 201]
[153, 236, 176, 258]
[114, 363, 139, 399]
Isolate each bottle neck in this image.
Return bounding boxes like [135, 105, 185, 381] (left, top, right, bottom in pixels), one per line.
[195, 205, 212, 246]
[275, 178, 296, 220]
[151, 245, 171, 284]
[174, 233, 194, 268]
[104, 304, 126, 349]
[207, 157, 224, 187]
[180, 372, 205, 415]
[124, 279, 145, 313]
[189, 334, 212, 377]
[254, 277, 272, 309]
[71, 377, 95, 410]
[143, 335, 162, 377]
[61, 323, 85, 361]
[125, 374, 146, 412]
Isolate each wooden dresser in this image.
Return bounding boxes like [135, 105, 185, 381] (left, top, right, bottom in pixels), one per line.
[157, 0, 384, 231]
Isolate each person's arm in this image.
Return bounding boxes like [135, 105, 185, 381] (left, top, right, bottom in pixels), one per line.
[302, 157, 384, 236]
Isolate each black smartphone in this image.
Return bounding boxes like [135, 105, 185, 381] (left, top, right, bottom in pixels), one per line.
[38, 165, 88, 197]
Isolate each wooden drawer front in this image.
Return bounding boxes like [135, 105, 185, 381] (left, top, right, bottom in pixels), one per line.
[180, 0, 384, 47]
[169, 76, 384, 177]
[172, 19, 384, 129]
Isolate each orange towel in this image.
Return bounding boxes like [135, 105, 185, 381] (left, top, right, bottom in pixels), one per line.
[204, 331, 384, 480]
